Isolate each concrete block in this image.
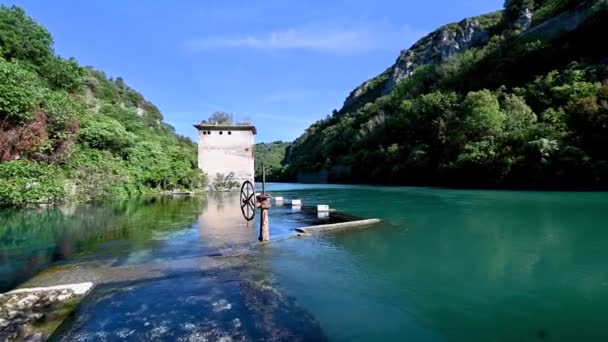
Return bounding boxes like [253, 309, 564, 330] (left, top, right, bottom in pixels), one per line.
[317, 204, 329, 212]
[292, 205, 302, 212]
[291, 199, 302, 206]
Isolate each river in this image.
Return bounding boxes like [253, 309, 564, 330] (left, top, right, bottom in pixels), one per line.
[1, 184, 608, 341]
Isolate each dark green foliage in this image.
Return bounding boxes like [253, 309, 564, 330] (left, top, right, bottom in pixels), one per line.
[565, 84, 608, 159]
[459, 90, 506, 141]
[0, 6, 205, 206]
[0, 5, 53, 67]
[41, 56, 84, 91]
[283, 1, 608, 189]
[254, 141, 291, 181]
[534, 0, 584, 23]
[0, 58, 45, 123]
[504, 0, 535, 22]
[206, 111, 234, 124]
[0, 160, 64, 206]
[78, 116, 135, 153]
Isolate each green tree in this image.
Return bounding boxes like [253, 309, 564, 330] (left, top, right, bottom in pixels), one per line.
[0, 5, 54, 66]
[207, 111, 233, 124]
[0, 58, 45, 123]
[41, 56, 84, 91]
[458, 90, 506, 141]
[0, 159, 64, 206]
[501, 94, 537, 131]
[78, 116, 135, 153]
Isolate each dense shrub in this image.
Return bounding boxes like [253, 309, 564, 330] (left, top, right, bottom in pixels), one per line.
[0, 160, 64, 206]
[78, 116, 135, 153]
[41, 56, 84, 91]
[0, 59, 45, 123]
[0, 5, 53, 67]
[0, 5, 205, 206]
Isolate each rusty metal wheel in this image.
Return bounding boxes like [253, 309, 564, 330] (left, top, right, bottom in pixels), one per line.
[240, 181, 256, 221]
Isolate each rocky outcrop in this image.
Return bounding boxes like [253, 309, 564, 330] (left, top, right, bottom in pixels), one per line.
[522, 0, 596, 39]
[342, 1, 601, 112]
[385, 18, 491, 93]
[343, 17, 494, 109]
[514, 7, 534, 30]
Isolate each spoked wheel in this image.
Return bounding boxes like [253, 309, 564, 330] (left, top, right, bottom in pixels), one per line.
[240, 181, 256, 221]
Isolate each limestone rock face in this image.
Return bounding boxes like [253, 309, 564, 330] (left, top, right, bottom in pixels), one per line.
[514, 7, 534, 30]
[386, 18, 490, 93]
[343, 17, 492, 109]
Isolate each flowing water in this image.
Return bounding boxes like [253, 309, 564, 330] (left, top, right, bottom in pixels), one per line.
[1, 185, 608, 341]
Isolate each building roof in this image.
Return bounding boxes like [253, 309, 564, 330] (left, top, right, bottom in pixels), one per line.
[193, 123, 257, 135]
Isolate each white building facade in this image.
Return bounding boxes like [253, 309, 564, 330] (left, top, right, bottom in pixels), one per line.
[194, 124, 256, 186]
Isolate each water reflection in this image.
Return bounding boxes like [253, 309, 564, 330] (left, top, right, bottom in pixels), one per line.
[197, 192, 257, 247]
[0, 196, 207, 292]
[7, 185, 605, 340]
[0, 192, 331, 292]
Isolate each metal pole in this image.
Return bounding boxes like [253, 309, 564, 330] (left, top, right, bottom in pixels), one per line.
[257, 164, 270, 242]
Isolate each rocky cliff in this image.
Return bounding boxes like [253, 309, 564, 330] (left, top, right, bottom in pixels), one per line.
[342, 12, 503, 112]
[283, 0, 608, 188]
[335, 1, 600, 117]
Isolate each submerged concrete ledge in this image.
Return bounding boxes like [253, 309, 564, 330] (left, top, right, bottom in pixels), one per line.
[1, 282, 95, 341]
[7, 282, 94, 296]
[295, 218, 381, 235]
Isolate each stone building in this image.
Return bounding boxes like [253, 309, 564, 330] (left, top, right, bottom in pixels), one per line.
[193, 123, 257, 186]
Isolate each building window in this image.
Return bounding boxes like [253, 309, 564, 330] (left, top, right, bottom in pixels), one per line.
[202, 131, 206, 135]
[228, 131, 232, 135]
[219, 131, 223, 135]
[207, 131, 211, 134]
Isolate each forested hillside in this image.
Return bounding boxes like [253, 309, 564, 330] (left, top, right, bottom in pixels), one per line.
[254, 141, 291, 181]
[0, 6, 205, 206]
[279, 0, 608, 188]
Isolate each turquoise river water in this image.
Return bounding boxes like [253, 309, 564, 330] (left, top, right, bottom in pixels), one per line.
[1, 184, 608, 341]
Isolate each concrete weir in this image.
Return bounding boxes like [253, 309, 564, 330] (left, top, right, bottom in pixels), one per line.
[295, 218, 381, 236]
[0, 282, 95, 341]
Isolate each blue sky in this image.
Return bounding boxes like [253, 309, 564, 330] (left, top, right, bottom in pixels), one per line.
[9, 0, 503, 142]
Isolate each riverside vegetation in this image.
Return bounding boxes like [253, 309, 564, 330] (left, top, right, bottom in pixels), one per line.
[3, 1, 608, 208]
[0, 6, 206, 207]
[265, 0, 608, 188]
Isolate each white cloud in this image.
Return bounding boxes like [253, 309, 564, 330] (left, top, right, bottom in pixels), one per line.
[185, 24, 424, 55]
